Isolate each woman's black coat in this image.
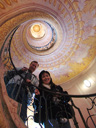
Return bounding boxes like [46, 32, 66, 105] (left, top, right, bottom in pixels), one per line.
[33, 84, 73, 123]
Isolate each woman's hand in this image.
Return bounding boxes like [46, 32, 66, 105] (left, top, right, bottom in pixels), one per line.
[35, 89, 40, 95]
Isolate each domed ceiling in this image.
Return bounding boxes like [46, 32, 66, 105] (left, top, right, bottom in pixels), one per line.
[0, 0, 96, 85]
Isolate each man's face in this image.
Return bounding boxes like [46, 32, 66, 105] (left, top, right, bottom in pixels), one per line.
[29, 62, 38, 72]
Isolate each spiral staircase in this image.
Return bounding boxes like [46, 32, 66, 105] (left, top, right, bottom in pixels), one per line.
[0, 0, 96, 128]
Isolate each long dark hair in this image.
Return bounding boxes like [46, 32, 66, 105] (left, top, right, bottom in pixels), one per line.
[39, 70, 56, 87]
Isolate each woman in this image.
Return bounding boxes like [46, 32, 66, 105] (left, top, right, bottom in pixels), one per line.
[34, 70, 73, 127]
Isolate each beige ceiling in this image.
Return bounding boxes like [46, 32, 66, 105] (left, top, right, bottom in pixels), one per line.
[0, 0, 96, 85]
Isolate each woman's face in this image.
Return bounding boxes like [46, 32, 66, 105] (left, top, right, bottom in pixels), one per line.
[41, 73, 51, 85]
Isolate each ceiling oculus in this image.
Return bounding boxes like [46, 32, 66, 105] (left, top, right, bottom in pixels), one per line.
[26, 20, 57, 51]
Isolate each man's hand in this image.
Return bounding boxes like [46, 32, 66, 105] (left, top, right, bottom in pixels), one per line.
[26, 79, 31, 83]
[21, 67, 28, 71]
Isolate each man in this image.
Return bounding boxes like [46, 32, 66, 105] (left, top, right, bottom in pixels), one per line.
[18, 61, 39, 122]
[5, 61, 39, 122]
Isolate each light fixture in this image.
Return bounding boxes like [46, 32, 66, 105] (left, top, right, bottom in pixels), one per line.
[30, 23, 45, 39]
[84, 80, 91, 87]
